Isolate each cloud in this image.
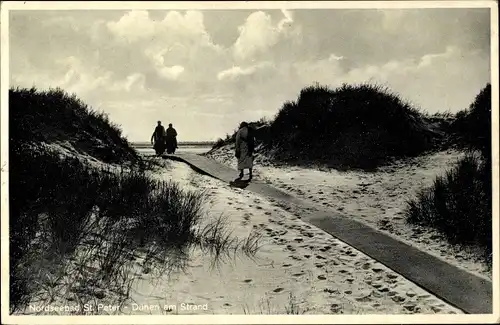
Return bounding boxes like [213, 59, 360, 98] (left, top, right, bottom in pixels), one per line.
[106, 10, 156, 43]
[158, 65, 185, 81]
[232, 9, 299, 61]
[217, 62, 273, 81]
[9, 8, 491, 141]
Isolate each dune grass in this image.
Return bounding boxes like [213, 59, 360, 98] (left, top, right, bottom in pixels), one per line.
[211, 83, 442, 170]
[9, 87, 261, 314]
[267, 83, 442, 169]
[9, 87, 140, 164]
[404, 84, 492, 265]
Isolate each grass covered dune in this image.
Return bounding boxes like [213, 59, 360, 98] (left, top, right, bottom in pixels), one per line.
[209, 82, 493, 269]
[213, 83, 452, 170]
[9, 87, 259, 314]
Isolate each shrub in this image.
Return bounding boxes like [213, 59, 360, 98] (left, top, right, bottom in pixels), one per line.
[450, 83, 491, 158]
[404, 84, 492, 264]
[264, 83, 439, 169]
[404, 153, 491, 260]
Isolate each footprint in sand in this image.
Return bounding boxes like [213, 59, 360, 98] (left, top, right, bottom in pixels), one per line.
[361, 262, 371, 270]
[344, 290, 352, 295]
[243, 279, 252, 283]
[330, 303, 342, 313]
[386, 273, 398, 280]
[317, 275, 327, 280]
[290, 255, 302, 261]
[355, 295, 372, 302]
[283, 263, 292, 267]
[304, 254, 311, 259]
[324, 288, 340, 295]
[403, 304, 419, 313]
[391, 295, 406, 303]
[319, 245, 332, 252]
[273, 287, 285, 293]
[286, 245, 296, 252]
[292, 272, 305, 277]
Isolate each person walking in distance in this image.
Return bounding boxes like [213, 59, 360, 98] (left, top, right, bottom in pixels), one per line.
[151, 121, 166, 156]
[235, 122, 255, 181]
[165, 123, 178, 154]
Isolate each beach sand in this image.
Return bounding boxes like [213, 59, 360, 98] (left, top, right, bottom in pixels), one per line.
[206, 145, 491, 281]
[17, 147, 470, 315]
[122, 158, 463, 315]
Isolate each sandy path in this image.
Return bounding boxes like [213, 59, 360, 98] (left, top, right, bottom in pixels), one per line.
[123, 159, 462, 315]
[206, 146, 491, 280]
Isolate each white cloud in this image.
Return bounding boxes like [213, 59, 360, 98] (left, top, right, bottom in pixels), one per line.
[418, 45, 458, 68]
[328, 54, 344, 62]
[158, 65, 185, 81]
[107, 10, 155, 43]
[217, 62, 273, 81]
[232, 9, 299, 61]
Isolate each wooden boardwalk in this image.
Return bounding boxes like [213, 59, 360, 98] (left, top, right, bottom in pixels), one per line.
[163, 153, 492, 314]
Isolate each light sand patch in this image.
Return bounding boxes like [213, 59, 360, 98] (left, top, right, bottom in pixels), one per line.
[124, 160, 463, 315]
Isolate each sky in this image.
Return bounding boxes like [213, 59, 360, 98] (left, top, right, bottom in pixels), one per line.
[9, 5, 492, 142]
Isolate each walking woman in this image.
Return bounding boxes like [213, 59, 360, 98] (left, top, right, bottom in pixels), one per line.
[235, 122, 255, 180]
[151, 121, 166, 156]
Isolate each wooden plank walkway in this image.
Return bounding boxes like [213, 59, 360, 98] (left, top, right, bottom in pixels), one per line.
[163, 153, 492, 314]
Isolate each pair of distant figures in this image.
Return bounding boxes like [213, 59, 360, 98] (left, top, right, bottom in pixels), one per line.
[151, 121, 178, 156]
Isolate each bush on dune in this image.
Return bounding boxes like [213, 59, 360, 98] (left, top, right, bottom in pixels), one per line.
[9, 87, 139, 164]
[451, 83, 492, 159]
[210, 83, 441, 170]
[9, 87, 260, 314]
[404, 83, 492, 264]
[266, 83, 439, 169]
